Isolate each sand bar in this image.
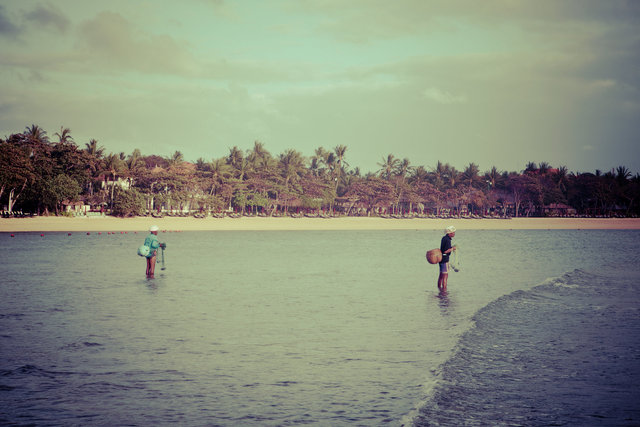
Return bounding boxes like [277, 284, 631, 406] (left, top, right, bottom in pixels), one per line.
[1, 216, 639, 233]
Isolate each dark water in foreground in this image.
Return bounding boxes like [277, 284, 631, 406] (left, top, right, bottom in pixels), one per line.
[0, 229, 638, 426]
[414, 268, 640, 426]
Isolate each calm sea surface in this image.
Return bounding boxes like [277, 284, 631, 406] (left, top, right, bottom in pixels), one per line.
[1, 228, 638, 426]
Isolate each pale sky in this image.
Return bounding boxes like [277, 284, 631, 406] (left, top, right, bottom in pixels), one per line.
[1, 0, 639, 175]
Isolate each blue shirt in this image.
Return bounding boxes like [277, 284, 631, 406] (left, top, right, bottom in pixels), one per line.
[144, 233, 160, 258]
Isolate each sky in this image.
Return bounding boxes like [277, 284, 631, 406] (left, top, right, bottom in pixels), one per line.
[1, 0, 639, 175]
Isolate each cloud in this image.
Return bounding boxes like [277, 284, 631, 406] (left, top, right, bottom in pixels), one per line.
[422, 87, 467, 104]
[0, 5, 20, 38]
[75, 11, 298, 83]
[24, 3, 70, 34]
[78, 11, 199, 76]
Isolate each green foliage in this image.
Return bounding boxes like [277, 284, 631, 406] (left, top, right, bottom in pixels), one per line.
[111, 186, 145, 217]
[41, 174, 82, 213]
[232, 190, 248, 212]
[301, 195, 322, 210]
[2, 124, 640, 217]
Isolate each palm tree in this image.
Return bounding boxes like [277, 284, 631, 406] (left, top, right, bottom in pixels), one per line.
[450, 165, 460, 188]
[333, 145, 348, 192]
[54, 127, 74, 145]
[410, 165, 429, 183]
[524, 162, 538, 174]
[276, 149, 306, 214]
[227, 146, 243, 169]
[23, 124, 49, 145]
[208, 158, 231, 197]
[82, 139, 105, 196]
[248, 141, 272, 172]
[195, 157, 209, 171]
[461, 162, 481, 188]
[430, 161, 447, 190]
[85, 139, 105, 158]
[616, 166, 631, 184]
[166, 151, 184, 168]
[126, 149, 145, 174]
[103, 153, 123, 208]
[325, 152, 337, 179]
[484, 166, 502, 190]
[552, 166, 569, 192]
[377, 154, 399, 180]
[278, 149, 305, 189]
[538, 162, 551, 175]
[396, 158, 413, 182]
[334, 145, 348, 170]
[310, 147, 328, 177]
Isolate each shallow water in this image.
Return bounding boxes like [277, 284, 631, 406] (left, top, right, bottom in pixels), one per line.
[1, 229, 638, 425]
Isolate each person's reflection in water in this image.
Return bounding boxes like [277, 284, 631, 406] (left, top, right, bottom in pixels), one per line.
[436, 288, 450, 314]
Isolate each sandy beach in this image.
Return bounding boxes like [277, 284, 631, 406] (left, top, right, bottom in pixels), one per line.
[1, 216, 639, 232]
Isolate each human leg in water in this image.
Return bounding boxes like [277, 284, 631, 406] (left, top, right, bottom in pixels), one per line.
[146, 252, 157, 278]
[437, 261, 449, 290]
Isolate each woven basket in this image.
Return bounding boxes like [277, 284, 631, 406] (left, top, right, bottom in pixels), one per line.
[426, 248, 442, 264]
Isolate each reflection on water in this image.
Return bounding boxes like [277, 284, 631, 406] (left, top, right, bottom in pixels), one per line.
[436, 288, 451, 313]
[145, 278, 158, 292]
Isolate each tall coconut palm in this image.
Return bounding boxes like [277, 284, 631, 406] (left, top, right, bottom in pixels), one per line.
[461, 162, 481, 188]
[54, 126, 74, 145]
[616, 166, 631, 183]
[278, 149, 305, 189]
[103, 153, 123, 208]
[445, 164, 460, 188]
[334, 145, 348, 172]
[208, 158, 231, 196]
[166, 151, 184, 169]
[430, 161, 458, 190]
[276, 149, 305, 214]
[85, 139, 105, 158]
[23, 124, 49, 145]
[325, 152, 337, 180]
[126, 149, 145, 175]
[334, 144, 347, 164]
[396, 158, 413, 182]
[82, 139, 105, 195]
[552, 166, 569, 192]
[248, 141, 272, 172]
[377, 154, 399, 180]
[310, 147, 328, 177]
[538, 161, 551, 175]
[483, 166, 505, 202]
[410, 165, 429, 184]
[227, 146, 243, 169]
[524, 162, 538, 174]
[333, 145, 348, 192]
[430, 161, 447, 190]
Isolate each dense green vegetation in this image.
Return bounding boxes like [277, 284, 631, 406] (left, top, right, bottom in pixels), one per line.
[1, 125, 638, 217]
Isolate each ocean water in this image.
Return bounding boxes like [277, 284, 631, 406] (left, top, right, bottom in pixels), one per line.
[0, 228, 638, 426]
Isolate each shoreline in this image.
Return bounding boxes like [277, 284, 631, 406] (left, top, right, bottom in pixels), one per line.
[1, 216, 639, 232]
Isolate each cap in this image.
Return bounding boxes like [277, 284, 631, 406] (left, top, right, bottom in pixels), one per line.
[445, 225, 456, 234]
[149, 225, 159, 232]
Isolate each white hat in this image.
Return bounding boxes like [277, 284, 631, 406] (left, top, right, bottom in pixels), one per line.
[149, 225, 159, 232]
[445, 225, 456, 234]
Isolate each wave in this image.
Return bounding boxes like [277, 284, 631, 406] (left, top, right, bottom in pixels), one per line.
[406, 268, 640, 426]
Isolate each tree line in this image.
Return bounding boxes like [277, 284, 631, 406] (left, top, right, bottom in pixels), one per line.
[1, 124, 639, 218]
